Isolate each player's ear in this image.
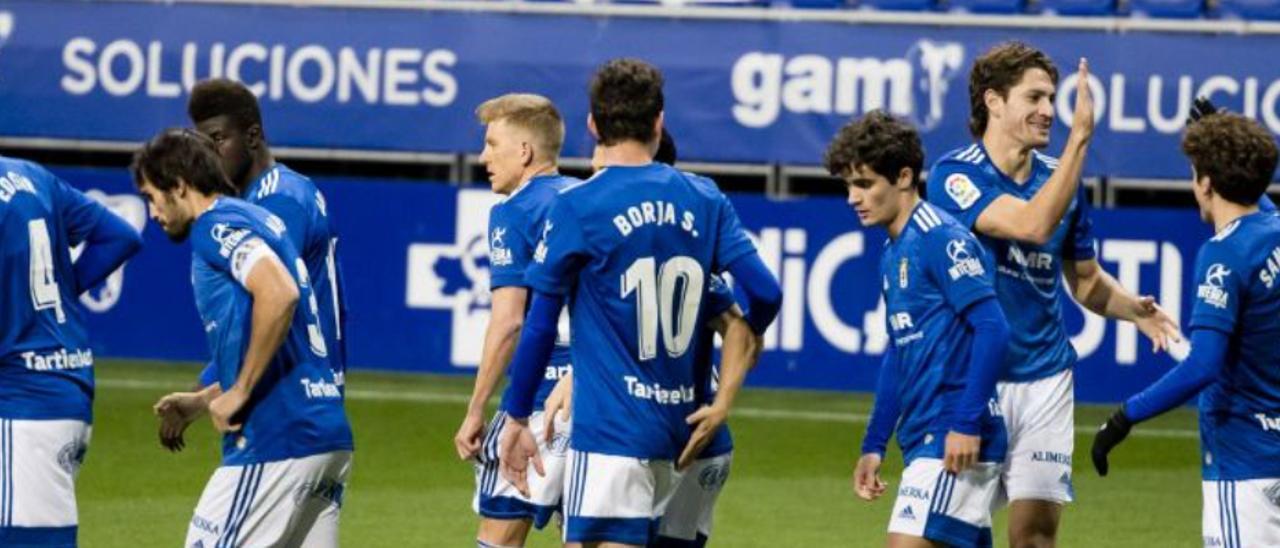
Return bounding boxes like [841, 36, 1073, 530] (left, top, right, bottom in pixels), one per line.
[653, 111, 665, 145]
[895, 167, 915, 190]
[244, 124, 264, 151]
[983, 88, 1003, 119]
[587, 114, 600, 141]
[521, 141, 534, 167]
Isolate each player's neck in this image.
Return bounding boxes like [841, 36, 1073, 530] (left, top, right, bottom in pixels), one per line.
[598, 141, 655, 167]
[1211, 199, 1260, 233]
[521, 163, 558, 185]
[887, 194, 921, 240]
[188, 192, 220, 219]
[981, 133, 1033, 183]
[241, 152, 275, 193]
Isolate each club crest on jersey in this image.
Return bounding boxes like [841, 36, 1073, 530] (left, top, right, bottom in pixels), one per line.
[1197, 263, 1231, 309]
[945, 173, 981, 210]
[898, 258, 909, 288]
[946, 239, 984, 280]
[489, 226, 513, 267]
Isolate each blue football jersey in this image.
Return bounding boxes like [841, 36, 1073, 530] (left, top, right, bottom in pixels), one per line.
[191, 198, 353, 466]
[694, 275, 737, 459]
[244, 164, 347, 382]
[926, 143, 1097, 382]
[525, 163, 756, 459]
[488, 174, 576, 412]
[1187, 212, 1280, 480]
[880, 202, 1007, 464]
[0, 158, 113, 421]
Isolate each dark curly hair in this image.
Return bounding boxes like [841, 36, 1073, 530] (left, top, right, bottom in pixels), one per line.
[824, 110, 924, 189]
[1183, 113, 1278, 205]
[968, 42, 1058, 139]
[589, 59, 664, 146]
[188, 78, 263, 133]
[130, 128, 237, 196]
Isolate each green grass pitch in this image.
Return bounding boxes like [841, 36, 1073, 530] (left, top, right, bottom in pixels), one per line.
[79, 360, 1202, 547]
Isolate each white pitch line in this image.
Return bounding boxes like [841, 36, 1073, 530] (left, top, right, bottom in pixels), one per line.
[98, 378, 1198, 439]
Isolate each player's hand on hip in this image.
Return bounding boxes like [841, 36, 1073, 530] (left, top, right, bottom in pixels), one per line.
[1132, 295, 1182, 354]
[678, 404, 728, 471]
[943, 431, 980, 473]
[1090, 406, 1134, 477]
[542, 373, 573, 444]
[454, 412, 485, 461]
[498, 416, 544, 498]
[853, 453, 887, 501]
[208, 386, 249, 433]
[153, 391, 208, 452]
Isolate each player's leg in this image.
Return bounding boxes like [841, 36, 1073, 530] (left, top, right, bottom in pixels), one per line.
[998, 370, 1074, 548]
[1, 419, 91, 547]
[563, 450, 677, 548]
[889, 458, 1000, 548]
[1203, 478, 1280, 548]
[653, 452, 732, 547]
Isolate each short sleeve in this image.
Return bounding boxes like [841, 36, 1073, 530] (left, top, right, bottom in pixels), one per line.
[194, 220, 275, 289]
[488, 203, 533, 290]
[924, 163, 1001, 230]
[1062, 187, 1098, 261]
[1188, 242, 1243, 334]
[524, 199, 588, 296]
[922, 228, 997, 313]
[53, 172, 107, 247]
[713, 193, 756, 272]
[705, 274, 737, 318]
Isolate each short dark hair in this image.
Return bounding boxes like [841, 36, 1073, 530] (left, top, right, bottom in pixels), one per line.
[589, 59, 664, 146]
[824, 110, 924, 188]
[188, 78, 263, 132]
[1182, 113, 1278, 205]
[968, 42, 1058, 139]
[131, 128, 237, 196]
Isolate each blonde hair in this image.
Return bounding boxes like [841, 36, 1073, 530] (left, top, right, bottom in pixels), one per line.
[475, 94, 565, 163]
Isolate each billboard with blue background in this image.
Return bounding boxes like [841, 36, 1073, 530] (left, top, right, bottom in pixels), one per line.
[60, 166, 1210, 403]
[0, 0, 1277, 179]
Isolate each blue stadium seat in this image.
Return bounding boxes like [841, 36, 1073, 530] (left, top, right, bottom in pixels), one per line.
[947, 0, 1025, 14]
[1039, 0, 1115, 14]
[1128, 0, 1202, 17]
[863, 0, 936, 11]
[1218, 0, 1280, 19]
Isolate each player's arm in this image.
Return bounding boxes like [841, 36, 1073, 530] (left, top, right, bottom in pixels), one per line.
[1065, 257, 1180, 352]
[970, 59, 1095, 245]
[455, 286, 528, 460]
[943, 297, 1010, 473]
[208, 240, 301, 433]
[678, 304, 762, 470]
[498, 290, 564, 495]
[1090, 327, 1227, 476]
[56, 175, 142, 293]
[855, 346, 900, 502]
[724, 252, 782, 335]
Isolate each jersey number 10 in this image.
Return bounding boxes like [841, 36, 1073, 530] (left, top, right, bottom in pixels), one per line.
[621, 256, 705, 361]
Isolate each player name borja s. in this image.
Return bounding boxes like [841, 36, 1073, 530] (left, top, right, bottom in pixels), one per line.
[611, 199, 698, 238]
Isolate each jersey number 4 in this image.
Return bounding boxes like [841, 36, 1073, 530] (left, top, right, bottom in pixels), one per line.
[29, 218, 66, 324]
[621, 256, 705, 361]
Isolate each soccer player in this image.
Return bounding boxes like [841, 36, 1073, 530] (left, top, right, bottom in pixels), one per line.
[131, 129, 353, 547]
[153, 78, 350, 451]
[924, 43, 1180, 546]
[829, 111, 1011, 547]
[558, 134, 759, 547]
[0, 155, 141, 545]
[451, 93, 578, 547]
[1091, 113, 1280, 547]
[497, 58, 782, 547]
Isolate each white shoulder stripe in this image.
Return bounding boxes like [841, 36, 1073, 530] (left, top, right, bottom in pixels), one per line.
[913, 216, 932, 233]
[920, 203, 942, 226]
